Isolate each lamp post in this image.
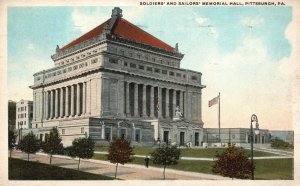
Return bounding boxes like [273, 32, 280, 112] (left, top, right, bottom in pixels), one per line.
[250, 114, 259, 180]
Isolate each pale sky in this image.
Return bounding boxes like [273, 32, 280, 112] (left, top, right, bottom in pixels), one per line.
[7, 5, 297, 130]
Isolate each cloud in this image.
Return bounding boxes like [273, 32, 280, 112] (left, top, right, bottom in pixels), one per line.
[71, 8, 108, 33]
[26, 43, 35, 50]
[71, 7, 146, 34]
[241, 16, 265, 27]
[195, 16, 208, 26]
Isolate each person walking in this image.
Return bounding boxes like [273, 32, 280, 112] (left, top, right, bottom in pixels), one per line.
[144, 156, 150, 168]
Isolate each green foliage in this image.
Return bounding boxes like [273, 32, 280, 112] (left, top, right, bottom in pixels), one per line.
[271, 137, 293, 149]
[18, 131, 40, 161]
[151, 145, 181, 179]
[107, 137, 134, 179]
[42, 127, 63, 164]
[68, 137, 95, 170]
[212, 144, 253, 179]
[8, 129, 17, 158]
[9, 158, 113, 180]
[8, 101, 16, 129]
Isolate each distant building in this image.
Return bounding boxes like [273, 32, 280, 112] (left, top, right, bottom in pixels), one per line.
[269, 130, 294, 144]
[203, 128, 271, 147]
[29, 7, 205, 146]
[16, 99, 33, 130]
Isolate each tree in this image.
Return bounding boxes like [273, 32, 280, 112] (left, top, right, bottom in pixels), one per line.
[212, 143, 253, 179]
[68, 137, 95, 170]
[151, 145, 181, 180]
[18, 131, 40, 161]
[271, 137, 293, 149]
[8, 101, 16, 130]
[42, 127, 63, 164]
[107, 137, 134, 179]
[8, 129, 17, 158]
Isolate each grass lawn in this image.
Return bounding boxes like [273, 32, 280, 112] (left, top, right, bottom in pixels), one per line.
[94, 146, 278, 157]
[9, 158, 113, 180]
[254, 158, 293, 180]
[93, 154, 293, 180]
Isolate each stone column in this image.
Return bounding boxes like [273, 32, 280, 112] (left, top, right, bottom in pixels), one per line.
[165, 88, 170, 118]
[126, 82, 130, 116]
[101, 122, 105, 140]
[76, 83, 81, 116]
[50, 90, 54, 119]
[55, 89, 59, 118]
[60, 87, 64, 117]
[158, 86, 162, 118]
[70, 85, 75, 117]
[142, 84, 147, 117]
[180, 90, 184, 115]
[65, 86, 69, 117]
[173, 89, 176, 117]
[150, 86, 154, 118]
[134, 83, 139, 117]
[82, 82, 86, 115]
[45, 91, 48, 120]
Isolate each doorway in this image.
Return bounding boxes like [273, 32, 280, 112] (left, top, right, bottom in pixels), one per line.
[163, 131, 169, 144]
[180, 132, 185, 146]
[195, 132, 199, 146]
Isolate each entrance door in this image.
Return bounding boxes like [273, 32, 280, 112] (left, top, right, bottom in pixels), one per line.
[195, 132, 199, 146]
[180, 132, 185, 146]
[163, 131, 169, 144]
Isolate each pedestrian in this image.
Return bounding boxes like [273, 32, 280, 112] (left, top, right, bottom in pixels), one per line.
[144, 156, 150, 168]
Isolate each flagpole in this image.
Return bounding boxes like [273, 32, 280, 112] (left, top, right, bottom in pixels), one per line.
[218, 92, 221, 143]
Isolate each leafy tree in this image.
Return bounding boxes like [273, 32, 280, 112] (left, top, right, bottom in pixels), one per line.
[8, 129, 17, 158]
[212, 143, 253, 179]
[8, 101, 16, 130]
[271, 137, 293, 149]
[68, 137, 95, 170]
[151, 145, 181, 180]
[107, 137, 134, 179]
[42, 127, 63, 164]
[18, 131, 40, 161]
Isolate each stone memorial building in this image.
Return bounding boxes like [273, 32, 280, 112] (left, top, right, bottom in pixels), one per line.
[30, 7, 205, 146]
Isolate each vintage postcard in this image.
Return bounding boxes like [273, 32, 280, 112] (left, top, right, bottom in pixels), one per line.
[1, 0, 299, 185]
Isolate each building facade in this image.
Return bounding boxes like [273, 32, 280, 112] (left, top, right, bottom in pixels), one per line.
[16, 99, 33, 130]
[269, 130, 294, 144]
[30, 7, 205, 146]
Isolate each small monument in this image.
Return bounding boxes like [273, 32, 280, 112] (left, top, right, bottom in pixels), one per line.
[173, 106, 183, 121]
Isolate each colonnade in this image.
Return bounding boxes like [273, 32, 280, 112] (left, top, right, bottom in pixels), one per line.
[124, 82, 185, 119]
[44, 82, 87, 119]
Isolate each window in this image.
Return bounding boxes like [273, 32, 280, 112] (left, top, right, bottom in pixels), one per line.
[24, 121, 26, 125]
[130, 63, 136, 68]
[63, 69, 67, 73]
[25, 106, 26, 111]
[79, 63, 84, 68]
[162, 70, 167, 74]
[109, 58, 118, 64]
[137, 54, 141, 59]
[145, 55, 149, 60]
[36, 124, 38, 128]
[73, 66, 78, 70]
[120, 50, 125, 55]
[62, 129, 65, 134]
[139, 65, 144, 70]
[191, 75, 198, 80]
[105, 127, 111, 141]
[129, 52, 133, 57]
[146, 67, 152, 72]
[154, 68, 160, 73]
[81, 127, 84, 134]
[91, 58, 98, 64]
[152, 58, 156, 62]
[176, 73, 181, 77]
[169, 71, 174, 76]
[135, 129, 141, 142]
[124, 62, 128, 66]
[81, 54, 85, 58]
[57, 71, 61, 75]
[183, 75, 186, 78]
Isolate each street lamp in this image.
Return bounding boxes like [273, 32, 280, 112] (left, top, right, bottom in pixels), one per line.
[250, 114, 259, 180]
[157, 137, 161, 148]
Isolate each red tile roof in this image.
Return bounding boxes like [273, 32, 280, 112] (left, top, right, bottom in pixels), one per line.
[60, 17, 175, 52]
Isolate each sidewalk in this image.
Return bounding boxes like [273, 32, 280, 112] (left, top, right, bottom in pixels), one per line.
[95, 151, 293, 161]
[11, 150, 230, 180]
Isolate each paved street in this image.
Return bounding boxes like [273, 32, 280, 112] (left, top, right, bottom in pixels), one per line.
[11, 150, 230, 180]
